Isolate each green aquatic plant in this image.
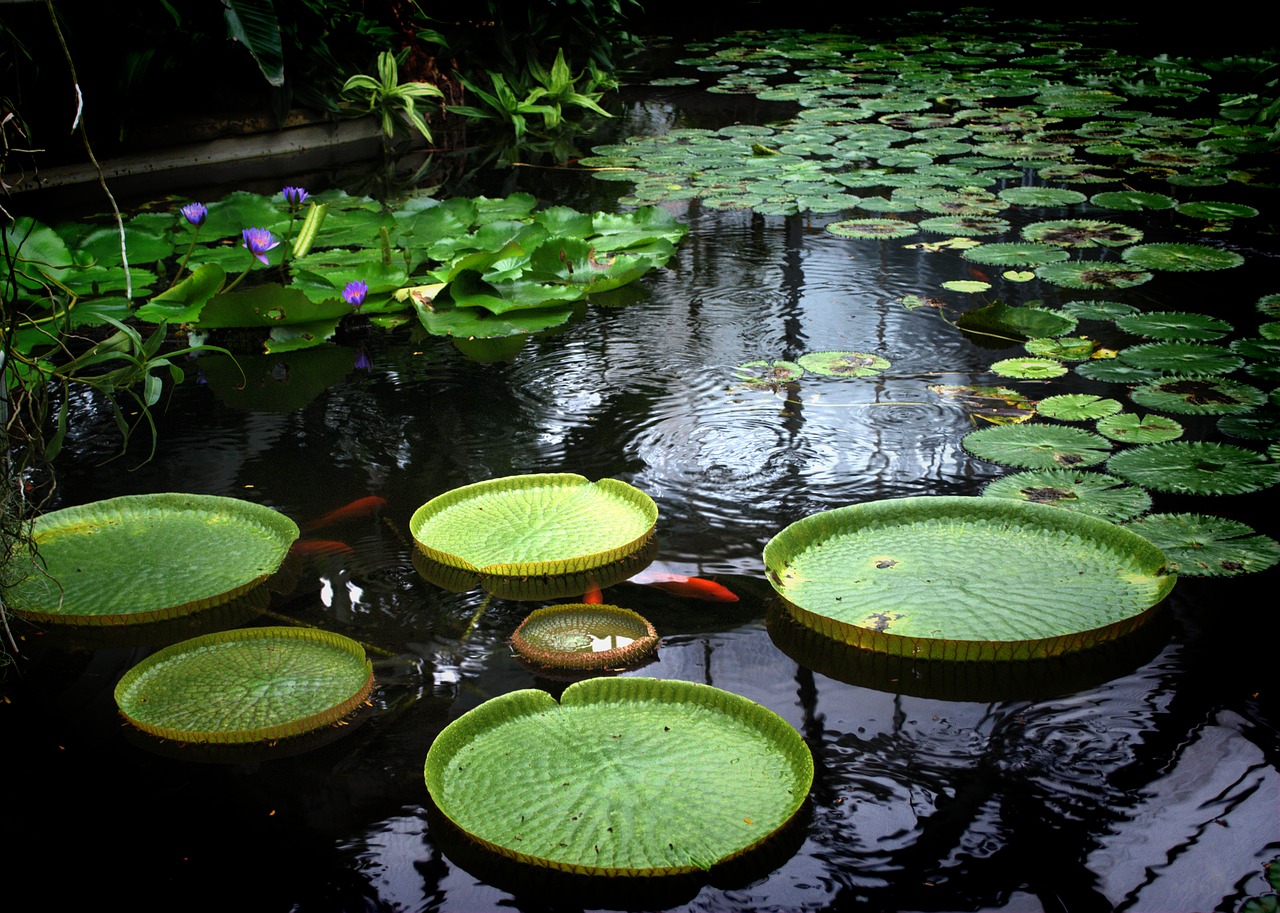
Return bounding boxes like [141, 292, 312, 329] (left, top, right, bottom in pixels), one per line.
[1096, 413, 1184, 444]
[1108, 442, 1280, 495]
[342, 50, 443, 145]
[1036, 394, 1122, 421]
[1124, 513, 1280, 577]
[981, 468, 1152, 522]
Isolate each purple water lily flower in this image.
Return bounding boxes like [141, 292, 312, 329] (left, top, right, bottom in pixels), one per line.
[353, 346, 372, 371]
[282, 186, 309, 207]
[181, 202, 207, 226]
[342, 280, 369, 308]
[241, 227, 280, 266]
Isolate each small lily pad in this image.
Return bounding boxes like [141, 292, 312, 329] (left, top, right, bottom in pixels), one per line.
[1123, 513, 1280, 576]
[963, 423, 1112, 469]
[736, 360, 804, 386]
[1108, 442, 1280, 495]
[510, 604, 658, 672]
[114, 626, 374, 744]
[982, 469, 1151, 521]
[1096, 413, 1184, 443]
[797, 351, 891, 377]
[991, 357, 1068, 379]
[1036, 394, 1122, 421]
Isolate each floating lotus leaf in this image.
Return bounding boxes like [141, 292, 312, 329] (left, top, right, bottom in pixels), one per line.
[1025, 336, 1097, 360]
[1120, 243, 1245, 272]
[991, 357, 1068, 379]
[1124, 513, 1280, 577]
[963, 423, 1112, 469]
[114, 626, 373, 744]
[981, 469, 1151, 521]
[424, 677, 813, 875]
[1036, 262, 1152, 290]
[409, 474, 658, 599]
[996, 187, 1087, 206]
[1096, 412, 1184, 443]
[1088, 190, 1176, 211]
[825, 219, 918, 239]
[736, 360, 804, 386]
[797, 351, 891, 377]
[1217, 413, 1280, 441]
[1036, 394, 1122, 420]
[1108, 442, 1280, 495]
[763, 496, 1174, 661]
[957, 302, 1077, 341]
[509, 604, 658, 672]
[1118, 341, 1243, 376]
[1021, 220, 1143, 248]
[8, 494, 298, 626]
[1176, 201, 1258, 220]
[1060, 299, 1137, 320]
[1115, 311, 1233, 341]
[1129, 376, 1266, 414]
[962, 243, 1070, 267]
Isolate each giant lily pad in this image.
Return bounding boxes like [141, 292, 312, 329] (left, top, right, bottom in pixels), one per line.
[114, 626, 373, 744]
[762, 496, 1175, 660]
[423, 677, 813, 875]
[410, 474, 658, 600]
[9, 494, 298, 625]
[510, 604, 659, 672]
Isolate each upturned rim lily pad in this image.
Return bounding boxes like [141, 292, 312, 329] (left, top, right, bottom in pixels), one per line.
[509, 604, 659, 672]
[410, 474, 658, 599]
[762, 496, 1175, 661]
[423, 677, 813, 876]
[9, 493, 299, 626]
[114, 626, 374, 744]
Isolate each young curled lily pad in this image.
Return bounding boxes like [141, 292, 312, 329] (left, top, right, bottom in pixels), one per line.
[114, 627, 373, 744]
[1123, 513, 1280, 576]
[510, 604, 659, 672]
[796, 351, 891, 377]
[1108, 442, 1280, 495]
[982, 469, 1151, 522]
[963, 423, 1112, 469]
[424, 677, 813, 875]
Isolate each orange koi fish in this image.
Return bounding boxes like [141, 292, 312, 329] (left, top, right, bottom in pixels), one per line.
[628, 569, 738, 602]
[300, 496, 388, 532]
[290, 539, 357, 560]
[582, 581, 604, 604]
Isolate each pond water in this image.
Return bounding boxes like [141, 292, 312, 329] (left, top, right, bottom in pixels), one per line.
[6, 15, 1280, 912]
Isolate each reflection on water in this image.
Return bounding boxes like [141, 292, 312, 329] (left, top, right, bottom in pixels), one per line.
[7, 22, 1280, 913]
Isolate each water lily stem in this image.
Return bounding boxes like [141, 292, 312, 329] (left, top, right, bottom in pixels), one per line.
[461, 594, 493, 641]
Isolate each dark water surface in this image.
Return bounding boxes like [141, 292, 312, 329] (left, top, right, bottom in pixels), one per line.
[6, 18, 1280, 913]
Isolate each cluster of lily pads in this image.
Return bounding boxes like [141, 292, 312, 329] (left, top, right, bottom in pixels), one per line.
[4, 188, 686, 359]
[603, 21, 1280, 579]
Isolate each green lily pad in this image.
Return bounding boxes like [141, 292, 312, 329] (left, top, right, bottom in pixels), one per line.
[114, 626, 373, 744]
[825, 219, 919, 240]
[1118, 342, 1243, 376]
[409, 474, 658, 600]
[1036, 394, 1122, 420]
[1120, 243, 1245, 272]
[1022, 220, 1143, 248]
[962, 243, 1070, 267]
[509, 604, 658, 672]
[1129, 376, 1266, 414]
[1123, 513, 1280, 577]
[424, 677, 813, 875]
[1088, 190, 1176, 211]
[736, 360, 804, 386]
[963, 423, 1112, 469]
[1096, 413, 1184, 443]
[762, 496, 1174, 660]
[1115, 311, 1233, 341]
[1025, 336, 1097, 360]
[8, 494, 299, 625]
[1060, 299, 1137, 320]
[996, 187, 1088, 206]
[1108, 442, 1280, 495]
[991, 357, 1068, 379]
[1176, 201, 1259, 220]
[1036, 262, 1153, 290]
[957, 302, 1078, 341]
[796, 351, 891, 377]
[981, 469, 1152, 521]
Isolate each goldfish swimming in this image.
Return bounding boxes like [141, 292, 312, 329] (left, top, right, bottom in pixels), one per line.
[289, 539, 357, 560]
[583, 581, 604, 604]
[300, 496, 387, 532]
[628, 568, 738, 602]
